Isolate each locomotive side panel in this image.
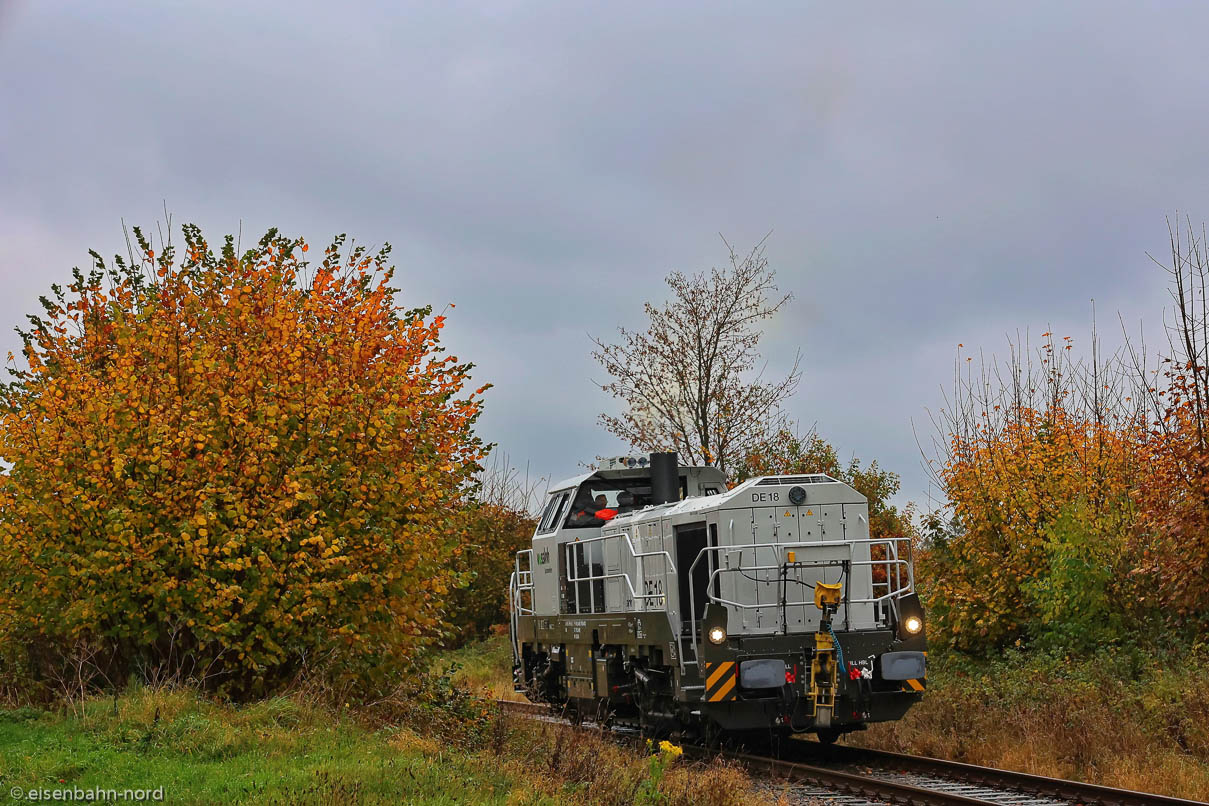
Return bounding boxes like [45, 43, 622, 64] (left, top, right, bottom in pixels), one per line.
[530, 533, 560, 616]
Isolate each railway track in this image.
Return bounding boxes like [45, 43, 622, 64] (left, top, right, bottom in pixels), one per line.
[782, 741, 1204, 806]
[492, 699, 1205, 806]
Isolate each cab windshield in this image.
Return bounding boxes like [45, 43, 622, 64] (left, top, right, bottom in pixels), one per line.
[563, 476, 685, 528]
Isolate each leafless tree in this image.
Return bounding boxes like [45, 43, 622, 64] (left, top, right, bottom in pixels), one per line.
[591, 236, 801, 474]
[921, 321, 1150, 494]
[1129, 218, 1209, 446]
[475, 450, 548, 516]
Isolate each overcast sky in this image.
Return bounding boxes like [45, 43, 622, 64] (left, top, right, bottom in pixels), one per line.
[2, 1, 1206, 509]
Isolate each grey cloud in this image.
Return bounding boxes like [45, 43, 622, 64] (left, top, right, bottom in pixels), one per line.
[3, 0, 1208, 506]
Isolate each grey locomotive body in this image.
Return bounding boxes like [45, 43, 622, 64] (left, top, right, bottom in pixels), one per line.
[508, 452, 926, 742]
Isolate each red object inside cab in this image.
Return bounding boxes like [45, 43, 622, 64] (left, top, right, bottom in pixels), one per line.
[596, 508, 618, 521]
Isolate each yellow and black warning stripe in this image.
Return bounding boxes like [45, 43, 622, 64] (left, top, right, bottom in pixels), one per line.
[903, 678, 925, 692]
[703, 661, 738, 702]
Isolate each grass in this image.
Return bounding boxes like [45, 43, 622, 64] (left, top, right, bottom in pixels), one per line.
[14, 634, 1200, 804]
[0, 676, 758, 806]
[0, 689, 538, 805]
[435, 626, 525, 702]
[854, 646, 1209, 801]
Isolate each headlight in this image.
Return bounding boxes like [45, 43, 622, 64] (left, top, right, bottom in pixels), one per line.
[708, 626, 727, 645]
[903, 615, 923, 635]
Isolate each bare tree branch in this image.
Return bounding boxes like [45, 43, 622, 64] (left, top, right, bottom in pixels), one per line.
[590, 238, 800, 474]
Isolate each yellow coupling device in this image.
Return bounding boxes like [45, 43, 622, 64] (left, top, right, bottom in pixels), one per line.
[814, 581, 842, 610]
[809, 582, 843, 728]
[809, 630, 836, 724]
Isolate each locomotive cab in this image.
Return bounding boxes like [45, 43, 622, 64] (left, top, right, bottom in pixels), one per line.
[525, 459, 726, 619]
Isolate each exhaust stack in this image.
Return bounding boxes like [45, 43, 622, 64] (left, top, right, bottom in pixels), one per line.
[649, 452, 679, 505]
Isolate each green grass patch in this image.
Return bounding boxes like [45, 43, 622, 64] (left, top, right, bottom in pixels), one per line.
[0, 679, 757, 806]
[434, 632, 520, 700]
[0, 689, 554, 805]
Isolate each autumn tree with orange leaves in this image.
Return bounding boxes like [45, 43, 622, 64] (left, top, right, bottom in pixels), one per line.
[1131, 220, 1209, 623]
[442, 454, 542, 645]
[923, 326, 1152, 652]
[923, 215, 1209, 653]
[0, 224, 487, 699]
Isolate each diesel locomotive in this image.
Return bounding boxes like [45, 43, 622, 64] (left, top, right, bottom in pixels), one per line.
[508, 452, 926, 743]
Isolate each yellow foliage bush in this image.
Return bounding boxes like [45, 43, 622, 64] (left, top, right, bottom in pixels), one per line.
[926, 407, 1144, 651]
[0, 225, 487, 698]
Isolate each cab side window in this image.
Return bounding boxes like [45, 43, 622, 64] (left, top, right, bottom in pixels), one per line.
[550, 493, 570, 529]
[536, 496, 558, 533]
[537, 492, 569, 534]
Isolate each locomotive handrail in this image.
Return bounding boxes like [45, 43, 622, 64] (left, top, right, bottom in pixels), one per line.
[688, 536, 914, 591]
[514, 548, 535, 592]
[566, 528, 678, 572]
[683, 536, 915, 676]
[509, 550, 536, 665]
[563, 540, 671, 608]
[513, 550, 535, 598]
[561, 528, 680, 613]
[509, 573, 535, 616]
[701, 562, 910, 609]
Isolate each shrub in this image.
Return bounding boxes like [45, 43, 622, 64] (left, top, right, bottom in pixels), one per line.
[443, 501, 535, 646]
[926, 334, 1148, 653]
[0, 224, 487, 699]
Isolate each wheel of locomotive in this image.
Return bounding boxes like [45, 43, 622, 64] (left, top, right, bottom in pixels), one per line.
[534, 656, 560, 703]
[523, 671, 542, 703]
[816, 727, 841, 746]
[637, 702, 658, 737]
[635, 679, 658, 737]
[765, 726, 793, 757]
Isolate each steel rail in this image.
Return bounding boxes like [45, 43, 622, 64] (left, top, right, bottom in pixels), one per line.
[793, 743, 1206, 806]
[711, 748, 1003, 806]
[497, 698, 988, 804]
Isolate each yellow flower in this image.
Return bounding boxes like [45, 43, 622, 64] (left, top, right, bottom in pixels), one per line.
[658, 740, 683, 758]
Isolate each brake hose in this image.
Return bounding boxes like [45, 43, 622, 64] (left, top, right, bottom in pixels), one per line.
[826, 619, 847, 677]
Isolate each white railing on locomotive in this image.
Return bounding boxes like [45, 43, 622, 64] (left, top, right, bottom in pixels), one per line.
[690, 537, 914, 612]
[866, 536, 911, 622]
[700, 537, 914, 624]
[512, 549, 535, 615]
[695, 536, 912, 587]
[508, 570, 523, 665]
[509, 571, 534, 614]
[562, 529, 678, 573]
[681, 536, 914, 675]
[509, 549, 538, 667]
[562, 531, 676, 613]
[514, 548, 535, 589]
